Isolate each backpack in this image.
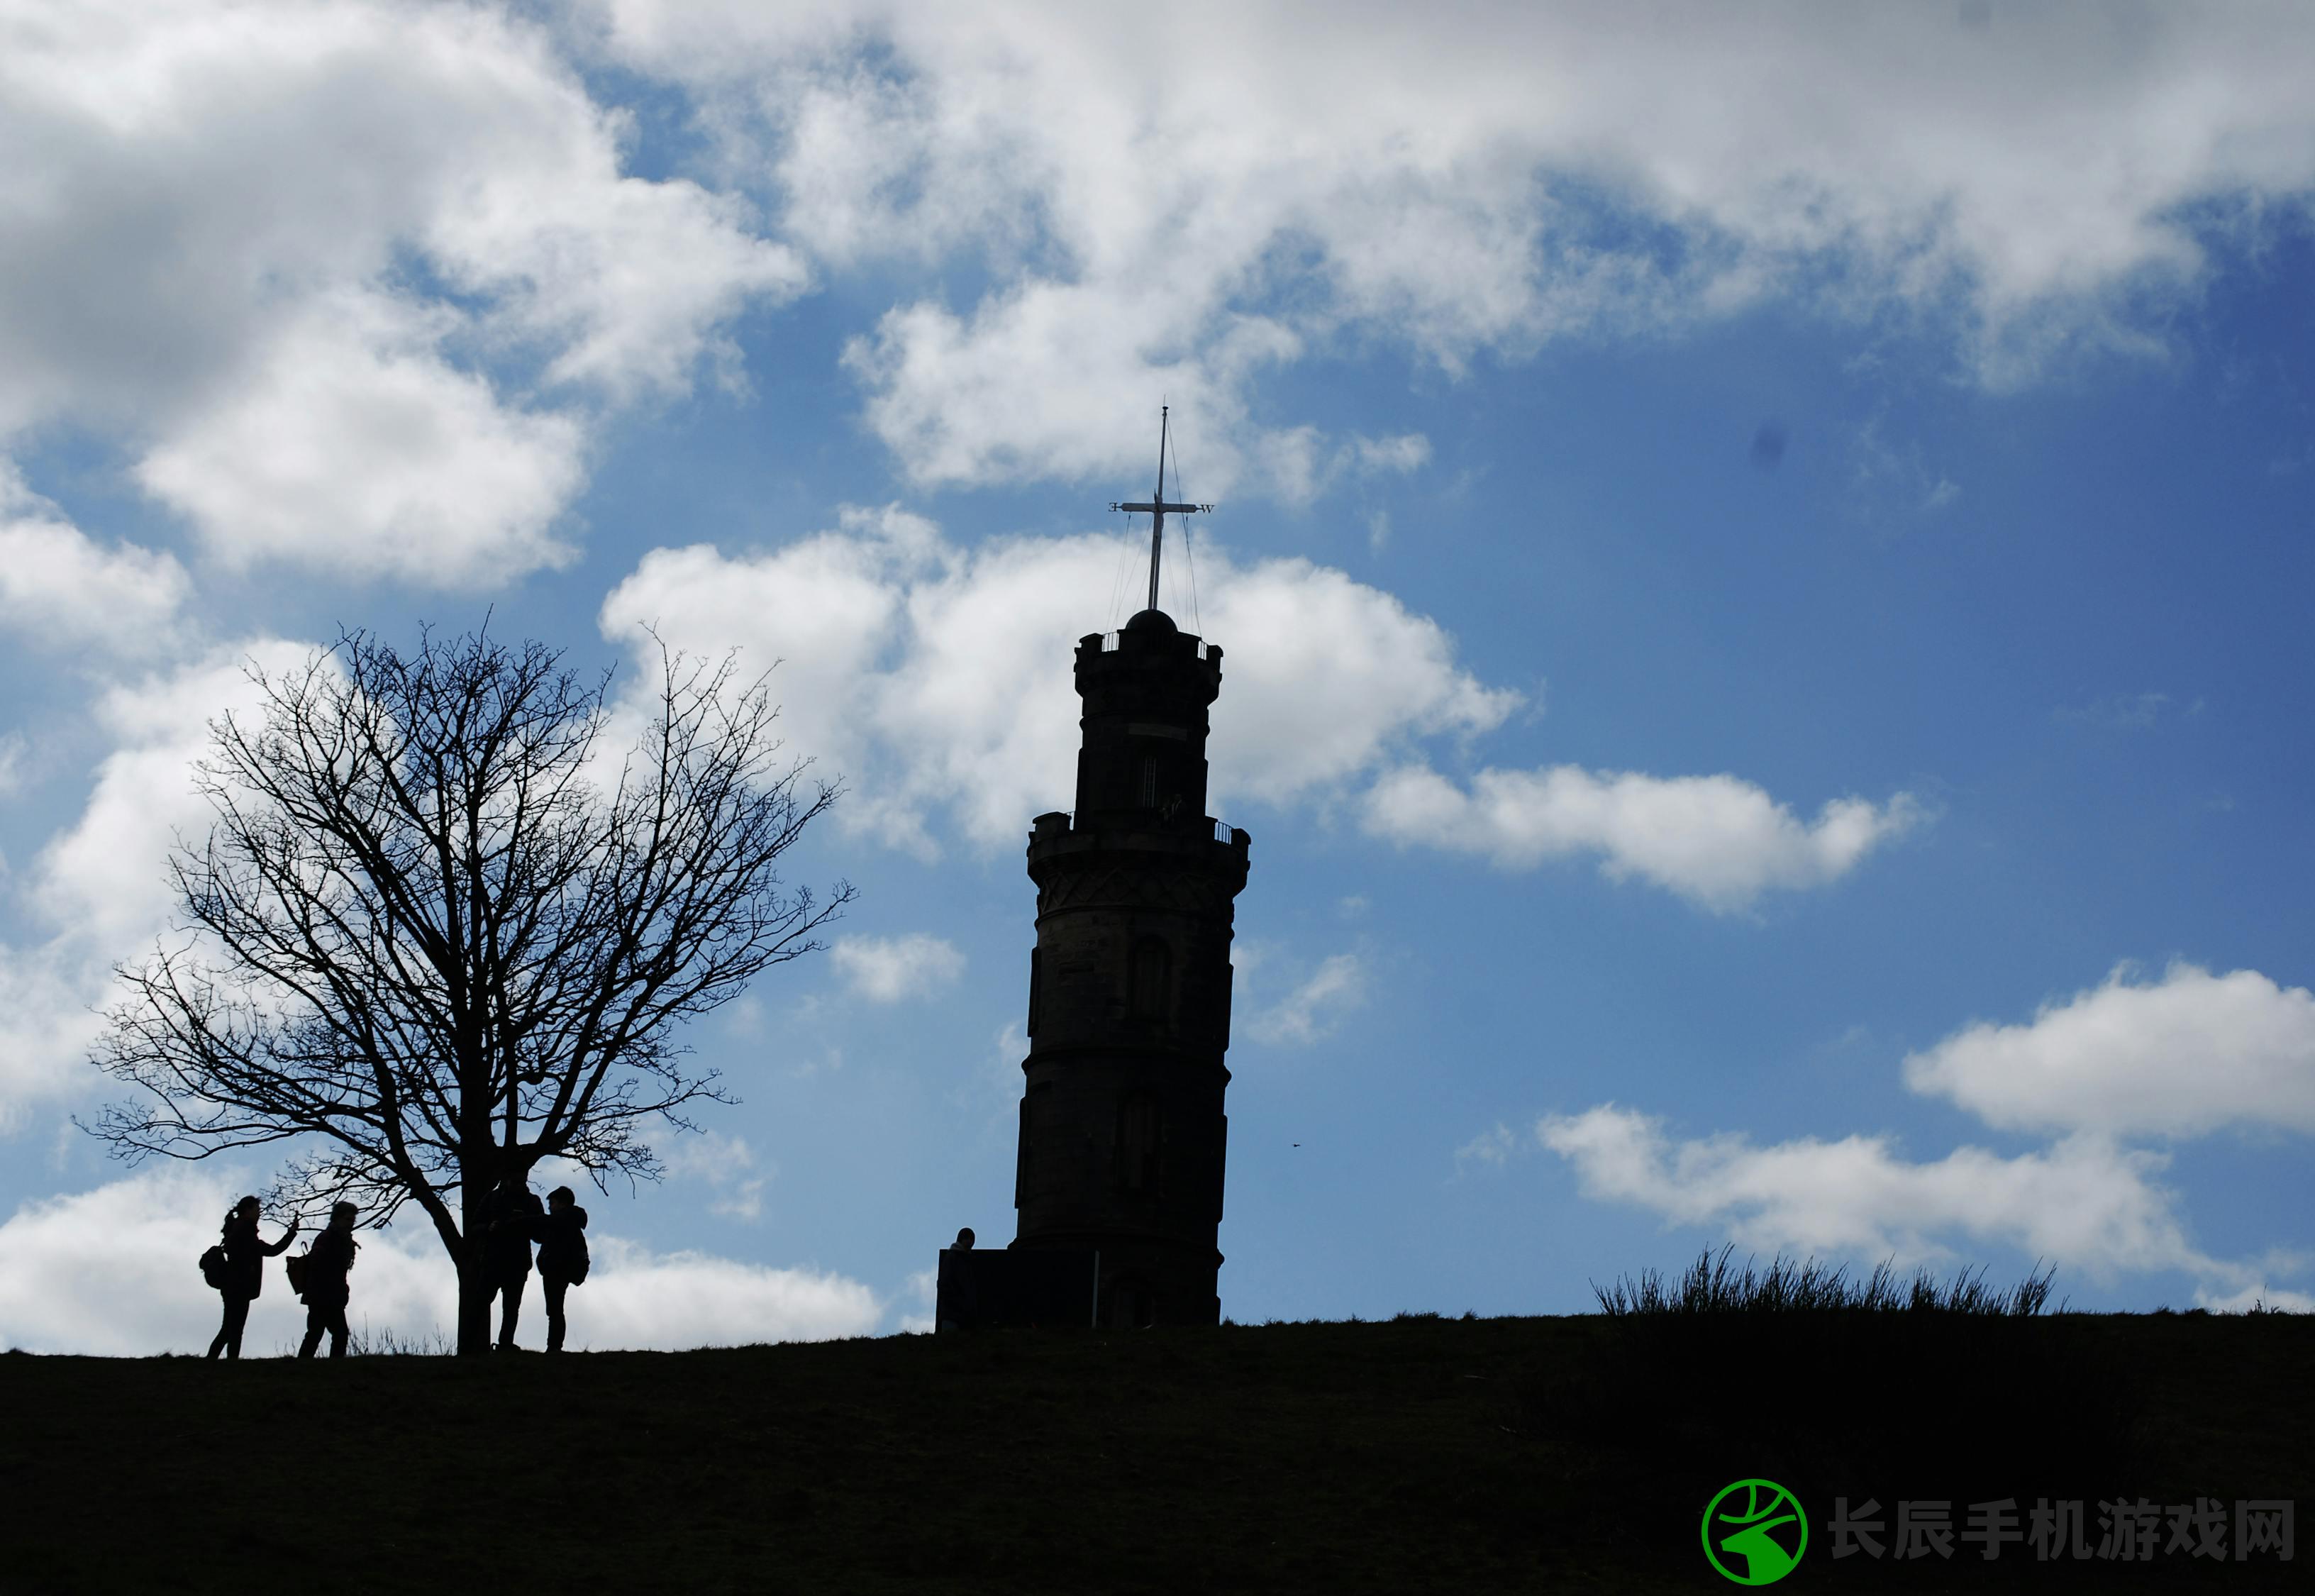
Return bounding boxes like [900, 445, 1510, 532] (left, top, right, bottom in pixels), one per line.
[199, 1246, 230, 1291]
[284, 1249, 311, 1301]
[565, 1232, 590, 1286]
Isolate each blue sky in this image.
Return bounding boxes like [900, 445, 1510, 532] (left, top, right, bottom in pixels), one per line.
[3, 1, 2313, 1351]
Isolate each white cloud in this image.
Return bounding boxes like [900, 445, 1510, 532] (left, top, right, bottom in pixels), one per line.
[33, 641, 315, 948]
[661, 1129, 770, 1221]
[0, 467, 189, 657]
[1903, 963, 2315, 1138]
[573, 1236, 880, 1348]
[1538, 1104, 2229, 1285]
[0, 947, 109, 1132]
[0, 0, 799, 584]
[1351, 433, 1432, 476]
[0, 1166, 881, 1354]
[1250, 953, 1368, 1047]
[660, 1129, 760, 1186]
[1208, 559, 1519, 804]
[600, 509, 1516, 853]
[606, 512, 1891, 912]
[2193, 1282, 2315, 1314]
[1532, 960, 2315, 1297]
[0, 640, 314, 1119]
[896, 1267, 938, 1336]
[1455, 1121, 1517, 1172]
[1363, 763, 1921, 913]
[831, 933, 966, 1004]
[133, 293, 588, 587]
[596, 0, 2315, 489]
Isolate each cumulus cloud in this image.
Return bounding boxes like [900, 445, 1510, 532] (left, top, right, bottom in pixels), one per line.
[604, 511, 1897, 911]
[0, 0, 800, 584]
[2194, 1281, 2315, 1314]
[33, 642, 315, 948]
[1250, 953, 1368, 1046]
[1363, 763, 1921, 913]
[1903, 963, 2315, 1138]
[1455, 1121, 1519, 1173]
[1538, 1104, 2222, 1285]
[1529, 957, 2315, 1298]
[6, 1, 2309, 576]
[133, 293, 588, 586]
[831, 933, 966, 1004]
[0, 467, 189, 657]
[572, 1236, 879, 1349]
[594, 0, 2315, 490]
[0, 948, 109, 1131]
[1352, 434, 1433, 477]
[599, 508, 1516, 853]
[0, 640, 314, 1118]
[0, 1167, 881, 1354]
[660, 1130, 772, 1221]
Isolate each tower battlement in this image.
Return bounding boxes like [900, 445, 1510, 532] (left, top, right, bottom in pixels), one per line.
[1067, 609, 1226, 829]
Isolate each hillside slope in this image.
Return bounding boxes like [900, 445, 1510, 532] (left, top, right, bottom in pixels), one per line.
[4, 1313, 2306, 1593]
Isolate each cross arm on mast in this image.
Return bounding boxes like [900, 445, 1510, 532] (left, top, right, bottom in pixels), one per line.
[1108, 405, 1218, 614]
[1109, 500, 1211, 612]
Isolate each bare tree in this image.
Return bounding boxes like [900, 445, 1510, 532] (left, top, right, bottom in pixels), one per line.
[89, 627, 851, 1355]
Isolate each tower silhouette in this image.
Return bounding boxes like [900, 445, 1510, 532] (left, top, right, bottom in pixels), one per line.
[1013, 412, 1248, 1327]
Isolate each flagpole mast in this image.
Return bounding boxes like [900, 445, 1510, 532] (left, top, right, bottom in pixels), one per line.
[1111, 406, 1214, 617]
[1148, 406, 1170, 613]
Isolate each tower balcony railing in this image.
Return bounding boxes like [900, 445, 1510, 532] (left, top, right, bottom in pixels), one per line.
[1098, 631, 1215, 659]
[1033, 811, 1240, 845]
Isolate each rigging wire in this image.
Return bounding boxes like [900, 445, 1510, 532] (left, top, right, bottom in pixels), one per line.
[1107, 489, 1137, 628]
[1167, 420, 1204, 638]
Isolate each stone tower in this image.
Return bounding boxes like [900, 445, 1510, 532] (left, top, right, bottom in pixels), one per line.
[1012, 416, 1249, 1328]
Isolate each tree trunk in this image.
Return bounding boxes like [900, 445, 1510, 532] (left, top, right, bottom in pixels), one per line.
[457, 1168, 492, 1356]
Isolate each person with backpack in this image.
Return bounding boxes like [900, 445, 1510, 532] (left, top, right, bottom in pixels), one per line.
[533, 1185, 591, 1353]
[296, 1201, 360, 1359]
[204, 1196, 297, 1361]
[485, 1175, 546, 1351]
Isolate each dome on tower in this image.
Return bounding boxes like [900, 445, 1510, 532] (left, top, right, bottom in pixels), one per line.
[1123, 607, 1178, 636]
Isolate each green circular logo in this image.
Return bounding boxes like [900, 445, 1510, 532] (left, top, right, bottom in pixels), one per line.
[1701, 1478, 1808, 1585]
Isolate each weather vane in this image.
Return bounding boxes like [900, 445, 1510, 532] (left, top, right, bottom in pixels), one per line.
[1110, 405, 1214, 613]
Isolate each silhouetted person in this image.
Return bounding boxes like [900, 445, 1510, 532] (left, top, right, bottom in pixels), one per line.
[936, 1227, 980, 1331]
[487, 1175, 546, 1351]
[533, 1185, 590, 1353]
[206, 1196, 297, 1361]
[297, 1201, 360, 1359]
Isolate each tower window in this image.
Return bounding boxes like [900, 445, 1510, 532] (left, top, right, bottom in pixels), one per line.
[1026, 947, 1042, 1036]
[1115, 1090, 1164, 1197]
[1130, 936, 1171, 1021]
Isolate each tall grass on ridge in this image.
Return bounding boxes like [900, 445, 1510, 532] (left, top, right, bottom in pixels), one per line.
[1527, 1248, 2132, 1508]
[1593, 1246, 2059, 1317]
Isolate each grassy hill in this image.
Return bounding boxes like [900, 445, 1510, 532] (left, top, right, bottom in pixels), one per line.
[4, 1311, 2306, 1593]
